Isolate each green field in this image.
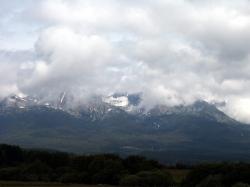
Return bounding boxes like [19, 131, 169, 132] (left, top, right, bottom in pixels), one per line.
[0, 182, 115, 187]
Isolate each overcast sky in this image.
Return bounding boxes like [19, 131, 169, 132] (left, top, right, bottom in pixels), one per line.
[1, 0, 250, 123]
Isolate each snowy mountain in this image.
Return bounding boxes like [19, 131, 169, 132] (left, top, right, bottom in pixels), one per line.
[1, 93, 250, 163]
[0, 93, 140, 119]
[147, 100, 238, 125]
[0, 93, 242, 126]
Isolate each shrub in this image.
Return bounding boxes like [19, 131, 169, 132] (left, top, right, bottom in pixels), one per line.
[60, 172, 88, 183]
[196, 175, 223, 187]
[120, 170, 174, 187]
[120, 175, 141, 186]
[232, 183, 250, 187]
[0, 167, 22, 180]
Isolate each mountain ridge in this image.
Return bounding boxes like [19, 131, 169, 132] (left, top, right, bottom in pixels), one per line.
[1, 93, 250, 163]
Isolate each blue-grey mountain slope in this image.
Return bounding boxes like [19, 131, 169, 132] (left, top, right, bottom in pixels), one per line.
[1, 94, 250, 163]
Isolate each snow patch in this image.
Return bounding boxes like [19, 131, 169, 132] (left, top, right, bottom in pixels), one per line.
[103, 96, 129, 107]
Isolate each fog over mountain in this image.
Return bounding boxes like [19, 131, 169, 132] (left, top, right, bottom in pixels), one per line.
[1, 0, 250, 123]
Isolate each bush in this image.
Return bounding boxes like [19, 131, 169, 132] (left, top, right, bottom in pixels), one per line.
[21, 160, 53, 181]
[60, 172, 88, 183]
[120, 170, 174, 187]
[123, 156, 162, 174]
[91, 159, 124, 184]
[196, 175, 223, 187]
[0, 144, 23, 166]
[120, 175, 141, 186]
[183, 163, 250, 187]
[233, 183, 250, 187]
[23, 160, 52, 175]
[0, 167, 22, 180]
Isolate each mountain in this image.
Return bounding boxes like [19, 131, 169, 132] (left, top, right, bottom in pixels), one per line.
[1, 94, 250, 163]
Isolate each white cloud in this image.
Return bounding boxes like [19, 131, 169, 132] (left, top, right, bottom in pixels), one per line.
[0, 61, 19, 98]
[223, 98, 250, 123]
[1, 0, 250, 123]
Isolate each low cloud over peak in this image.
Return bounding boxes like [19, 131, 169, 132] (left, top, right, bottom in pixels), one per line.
[1, 0, 250, 123]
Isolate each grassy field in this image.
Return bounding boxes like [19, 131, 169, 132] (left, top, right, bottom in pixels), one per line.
[0, 182, 115, 187]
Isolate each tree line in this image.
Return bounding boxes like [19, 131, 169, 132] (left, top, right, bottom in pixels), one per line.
[1, 144, 250, 187]
[183, 162, 250, 187]
[0, 144, 174, 186]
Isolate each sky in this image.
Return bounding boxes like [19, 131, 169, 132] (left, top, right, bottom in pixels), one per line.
[1, 0, 250, 123]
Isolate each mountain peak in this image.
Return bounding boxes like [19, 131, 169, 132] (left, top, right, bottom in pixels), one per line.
[0, 93, 238, 125]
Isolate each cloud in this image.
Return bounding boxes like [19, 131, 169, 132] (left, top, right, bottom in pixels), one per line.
[223, 97, 250, 123]
[0, 50, 34, 97]
[1, 0, 250, 123]
[20, 27, 115, 95]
